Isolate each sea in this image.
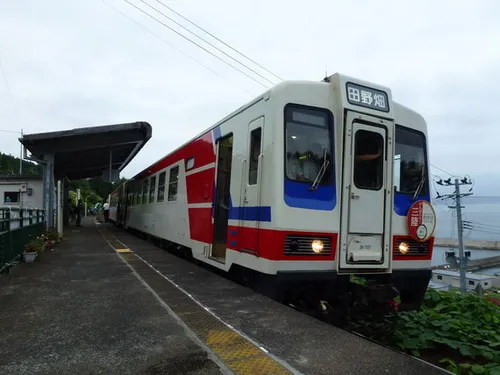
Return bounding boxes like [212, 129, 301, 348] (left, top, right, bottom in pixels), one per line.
[432, 196, 500, 276]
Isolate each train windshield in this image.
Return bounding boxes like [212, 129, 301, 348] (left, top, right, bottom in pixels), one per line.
[394, 126, 428, 196]
[284, 105, 333, 184]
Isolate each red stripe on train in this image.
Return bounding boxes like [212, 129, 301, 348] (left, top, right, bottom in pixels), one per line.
[134, 132, 215, 180]
[188, 208, 433, 262]
[187, 206, 337, 261]
[186, 168, 215, 205]
[188, 208, 213, 243]
[227, 226, 338, 261]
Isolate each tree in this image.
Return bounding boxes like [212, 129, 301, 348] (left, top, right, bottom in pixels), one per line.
[0, 152, 42, 176]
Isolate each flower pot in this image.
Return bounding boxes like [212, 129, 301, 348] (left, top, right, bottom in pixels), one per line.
[23, 252, 37, 263]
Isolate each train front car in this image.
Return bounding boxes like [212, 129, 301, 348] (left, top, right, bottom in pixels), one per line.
[390, 103, 435, 310]
[267, 73, 434, 312]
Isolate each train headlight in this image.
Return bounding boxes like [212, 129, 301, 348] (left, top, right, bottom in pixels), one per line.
[312, 240, 324, 253]
[399, 242, 409, 254]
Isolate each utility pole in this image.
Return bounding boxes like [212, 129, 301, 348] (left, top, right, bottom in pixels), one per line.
[19, 128, 23, 175]
[436, 176, 473, 293]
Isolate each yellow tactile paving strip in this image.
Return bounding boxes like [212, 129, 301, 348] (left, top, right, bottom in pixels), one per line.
[98, 228, 293, 375]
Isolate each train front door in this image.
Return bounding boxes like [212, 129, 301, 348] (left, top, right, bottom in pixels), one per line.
[211, 133, 234, 263]
[339, 112, 393, 270]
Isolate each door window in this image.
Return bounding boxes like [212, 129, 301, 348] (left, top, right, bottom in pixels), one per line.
[353, 129, 384, 190]
[248, 128, 261, 185]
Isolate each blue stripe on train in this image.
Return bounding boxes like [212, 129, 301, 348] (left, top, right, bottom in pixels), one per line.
[211, 126, 271, 222]
[212, 184, 271, 222]
[394, 192, 431, 216]
[213, 126, 222, 142]
[284, 180, 337, 210]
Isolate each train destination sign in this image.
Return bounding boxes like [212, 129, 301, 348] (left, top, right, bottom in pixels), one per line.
[345, 82, 390, 112]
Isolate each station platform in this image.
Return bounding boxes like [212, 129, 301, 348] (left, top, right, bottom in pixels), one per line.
[0, 218, 449, 375]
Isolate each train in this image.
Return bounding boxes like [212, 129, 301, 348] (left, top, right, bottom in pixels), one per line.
[108, 73, 436, 315]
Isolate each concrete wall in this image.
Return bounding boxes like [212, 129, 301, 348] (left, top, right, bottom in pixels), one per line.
[435, 237, 500, 250]
[0, 179, 44, 209]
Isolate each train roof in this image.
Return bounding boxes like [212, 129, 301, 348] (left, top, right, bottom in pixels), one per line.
[129, 77, 425, 182]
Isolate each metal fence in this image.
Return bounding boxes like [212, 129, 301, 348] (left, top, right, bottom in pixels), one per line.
[0, 207, 46, 273]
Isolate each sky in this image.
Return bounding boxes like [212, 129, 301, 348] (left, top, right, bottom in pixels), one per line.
[0, 0, 499, 196]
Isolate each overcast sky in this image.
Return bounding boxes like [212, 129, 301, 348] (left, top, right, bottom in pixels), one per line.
[0, 0, 499, 195]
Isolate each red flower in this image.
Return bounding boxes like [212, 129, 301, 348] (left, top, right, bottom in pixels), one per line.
[388, 299, 400, 312]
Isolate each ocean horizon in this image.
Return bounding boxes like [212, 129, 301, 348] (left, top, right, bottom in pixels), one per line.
[431, 195, 500, 275]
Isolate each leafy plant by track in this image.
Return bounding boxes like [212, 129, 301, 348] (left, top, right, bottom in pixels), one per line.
[371, 288, 500, 375]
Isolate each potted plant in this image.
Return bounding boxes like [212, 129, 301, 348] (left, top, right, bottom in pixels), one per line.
[44, 229, 60, 247]
[23, 241, 41, 263]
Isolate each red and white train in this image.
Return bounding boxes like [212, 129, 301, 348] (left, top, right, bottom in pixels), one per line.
[109, 73, 436, 311]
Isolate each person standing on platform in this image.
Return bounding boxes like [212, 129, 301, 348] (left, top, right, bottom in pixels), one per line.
[103, 200, 110, 222]
[75, 199, 84, 226]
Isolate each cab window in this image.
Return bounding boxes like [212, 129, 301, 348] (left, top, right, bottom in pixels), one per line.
[394, 126, 428, 196]
[284, 105, 333, 184]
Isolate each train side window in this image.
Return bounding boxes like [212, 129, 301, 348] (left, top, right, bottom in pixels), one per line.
[157, 172, 166, 202]
[168, 166, 179, 201]
[186, 157, 195, 170]
[353, 130, 384, 190]
[248, 128, 261, 185]
[142, 179, 149, 204]
[149, 175, 156, 203]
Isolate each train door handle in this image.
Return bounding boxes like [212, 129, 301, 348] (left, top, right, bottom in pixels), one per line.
[351, 192, 360, 199]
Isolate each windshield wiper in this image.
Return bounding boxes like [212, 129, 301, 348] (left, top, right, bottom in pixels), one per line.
[412, 167, 426, 201]
[309, 149, 329, 192]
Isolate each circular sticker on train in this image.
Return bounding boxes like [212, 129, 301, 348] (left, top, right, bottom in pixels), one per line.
[407, 200, 436, 242]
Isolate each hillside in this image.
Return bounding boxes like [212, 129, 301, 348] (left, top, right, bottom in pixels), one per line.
[0, 152, 126, 206]
[0, 152, 42, 176]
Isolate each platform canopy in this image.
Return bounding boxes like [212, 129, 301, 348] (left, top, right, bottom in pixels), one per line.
[19, 122, 152, 180]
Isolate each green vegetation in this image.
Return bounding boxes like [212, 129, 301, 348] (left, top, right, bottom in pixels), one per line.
[0, 152, 42, 176]
[386, 288, 500, 375]
[68, 177, 126, 207]
[0, 152, 127, 206]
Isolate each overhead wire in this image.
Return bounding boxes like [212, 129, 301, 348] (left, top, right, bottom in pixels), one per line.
[140, 0, 277, 86]
[101, 0, 253, 96]
[122, 0, 271, 89]
[430, 164, 457, 178]
[155, 0, 284, 82]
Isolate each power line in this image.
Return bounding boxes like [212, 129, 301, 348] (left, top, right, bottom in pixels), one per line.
[155, 0, 284, 82]
[122, 0, 270, 89]
[0, 129, 21, 134]
[430, 164, 456, 177]
[141, 0, 277, 86]
[101, 0, 253, 96]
